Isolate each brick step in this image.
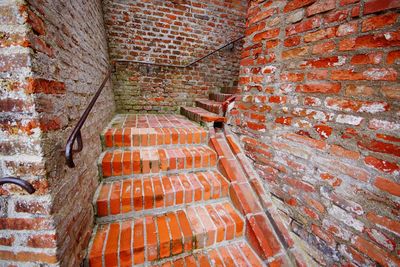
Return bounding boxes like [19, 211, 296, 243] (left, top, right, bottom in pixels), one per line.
[195, 98, 223, 115]
[102, 127, 208, 148]
[87, 201, 245, 266]
[95, 170, 230, 218]
[209, 92, 233, 102]
[150, 240, 264, 267]
[180, 107, 225, 125]
[100, 145, 217, 178]
[220, 87, 239, 95]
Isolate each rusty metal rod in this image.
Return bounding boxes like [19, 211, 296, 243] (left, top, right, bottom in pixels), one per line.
[0, 177, 35, 194]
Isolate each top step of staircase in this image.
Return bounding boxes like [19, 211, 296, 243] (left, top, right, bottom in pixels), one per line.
[220, 87, 239, 95]
[209, 92, 234, 102]
[180, 107, 226, 125]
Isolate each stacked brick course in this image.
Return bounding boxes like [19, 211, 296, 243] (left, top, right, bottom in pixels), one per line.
[1, 0, 115, 265]
[0, 1, 58, 264]
[230, 0, 400, 265]
[103, 0, 247, 113]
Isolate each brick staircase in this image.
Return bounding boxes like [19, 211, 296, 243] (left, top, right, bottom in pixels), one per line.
[180, 87, 237, 126]
[85, 114, 268, 267]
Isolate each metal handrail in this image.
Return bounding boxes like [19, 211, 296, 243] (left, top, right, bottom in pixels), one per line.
[115, 35, 245, 68]
[0, 177, 35, 194]
[65, 36, 244, 168]
[65, 68, 112, 168]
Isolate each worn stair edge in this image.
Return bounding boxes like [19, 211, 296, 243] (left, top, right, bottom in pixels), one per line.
[101, 127, 209, 149]
[211, 129, 306, 265]
[98, 145, 217, 178]
[180, 106, 226, 125]
[94, 170, 230, 220]
[195, 98, 223, 115]
[86, 201, 245, 266]
[149, 240, 265, 267]
[209, 92, 234, 102]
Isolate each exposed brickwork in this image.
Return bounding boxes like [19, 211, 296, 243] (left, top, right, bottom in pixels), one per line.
[86, 114, 267, 266]
[0, 1, 57, 265]
[89, 201, 244, 265]
[230, 0, 400, 266]
[95, 170, 229, 217]
[103, 0, 246, 113]
[1, 0, 115, 265]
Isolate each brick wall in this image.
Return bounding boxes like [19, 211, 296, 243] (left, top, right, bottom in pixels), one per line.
[0, 0, 115, 265]
[230, 0, 400, 265]
[103, 0, 247, 113]
[0, 1, 57, 264]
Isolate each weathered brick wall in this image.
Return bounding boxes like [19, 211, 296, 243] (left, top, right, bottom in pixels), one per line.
[0, 1, 58, 264]
[0, 0, 115, 266]
[103, 0, 247, 113]
[230, 0, 400, 265]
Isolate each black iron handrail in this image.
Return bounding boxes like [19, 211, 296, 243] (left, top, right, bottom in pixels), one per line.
[115, 35, 245, 68]
[65, 68, 112, 168]
[0, 177, 35, 194]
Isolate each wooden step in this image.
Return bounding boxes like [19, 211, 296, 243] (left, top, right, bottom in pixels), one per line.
[95, 170, 230, 218]
[195, 98, 223, 115]
[100, 145, 217, 178]
[180, 107, 225, 124]
[87, 201, 245, 266]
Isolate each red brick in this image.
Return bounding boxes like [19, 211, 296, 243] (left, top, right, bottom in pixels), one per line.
[284, 36, 301, 47]
[306, 0, 336, 16]
[340, 0, 359, 6]
[284, 133, 327, 150]
[364, 0, 400, 15]
[119, 221, 132, 266]
[284, 0, 316, 13]
[306, 28, 338, 44]
[336, 21, 358, 36]
[27, 9, 45, 35]
[387, 50, 400, 64]
[286, 17, 322, 36]
[296, 83, 341, 93]
[351, 236, 400, 266]
[104, 223, 119, 266]
[365, 156, 399, 173]
[339, 31, 400, 51]
[312, 41, 336, 54]
[314, 125, 332, 139]
[26, 78, 65, 94]
[351, 52, 383, 64]
[325, 97, 390, 113]
[144, 216, 157, 261]
[247, 214, 282, 259]
[27, 234, 56, 248]
[358, 139, 400, 157]
[376, 133, 400, 143]
[374, 177, 400, 197]
[88, 225, 107, 266]
[133, 219, 145, 264]
[248, 8, 277, 25]
[282, 47, 309, 59]
[362, 13, 399, 32]
[366, 212, 400, 235]
[330, 145, 360, 160]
